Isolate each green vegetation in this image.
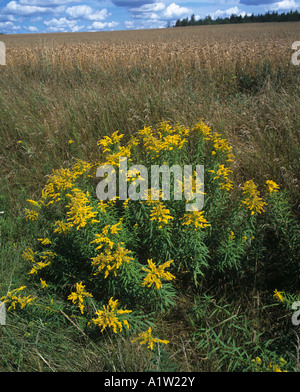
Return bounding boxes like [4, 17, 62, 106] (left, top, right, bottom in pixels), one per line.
[0, 24, 299, 371]
[175, 10, 300, 27]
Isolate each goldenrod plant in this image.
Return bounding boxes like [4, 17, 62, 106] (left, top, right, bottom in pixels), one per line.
[2, 120, 299, 371]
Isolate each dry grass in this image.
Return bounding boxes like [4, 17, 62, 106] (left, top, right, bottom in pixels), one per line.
[1, 23, 298, 72]
[0, 23, 299, 371]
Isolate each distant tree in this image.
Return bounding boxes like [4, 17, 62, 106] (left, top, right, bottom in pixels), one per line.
[175, 19, 181, 27]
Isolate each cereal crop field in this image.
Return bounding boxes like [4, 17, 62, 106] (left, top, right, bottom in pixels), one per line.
[0, 22, 299, 372]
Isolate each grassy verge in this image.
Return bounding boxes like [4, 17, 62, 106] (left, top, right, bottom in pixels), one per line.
[0, 25, 299, 372]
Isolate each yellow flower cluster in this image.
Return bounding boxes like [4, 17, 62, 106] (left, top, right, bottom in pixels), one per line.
[92, 297, 132, 333]
[91, 243, 134, 278]
[149, 201, 173, 230]
[53, 220, 73, 235]
[142, 259, 175, 290]
[192, 121, 235, 162]
[181, 211, 211, 231]
[67, 282, 93, 314]
[97, 131, 124, 153]
[131, 327, 169, 350]
[0, 286, 35, 311]
[266, 180, 280, 193]
[22, 247, 56, 275]
[137, 121, 188, 159]
[251, 356, 287, 372]
[208, 164, 233, 191]
[25, 208, 39, 221]
[66, 188, 99, 230]
[241, 180, 267, 215]
[273, 289, 284, 302]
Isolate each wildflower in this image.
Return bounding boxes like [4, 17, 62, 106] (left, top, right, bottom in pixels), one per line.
[66, 188, 99, 230]
[17, 140, 22, 144]
[209, 164, 233, 192]
[266, 180, 280, 193]
[28, 251, 56, 275]
[68, 139, 74, 144]
[97, 200, 108, 213]
[91, 243, 134, 278]
[142, 259, 175, 290]
[92, 297, 132, 333]
[149, 201, 173, 229]
[181, 211, 210, 230]
[241, 180, 267, 215]
[42, 167, 75, 203]
[131, 327, 169, 350]
[98, 131, 124, 153]
[40, 278, 48, 288]
[53, 220, 73, 235]
[68, 282, 93, 314]
[22, 247, 37, 264]
[251, 357, 262, 366]
[229, 231, 235, 240]
[273, 289, 284, 302]
[37, 238, 52, 245]
[0, 286, 35, 311]
[25, 208, 39, 221]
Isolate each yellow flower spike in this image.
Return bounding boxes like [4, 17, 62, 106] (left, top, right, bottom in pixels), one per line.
[181, 211, 210, 230]
[131, 327, 169, 350]
[66, 188, 99, 230]
[273, 289, 284, 302]
[53, 220, 73, 235]
[241, 180, 267, 215]
[92, 297, 132, 333]
[67, 282, 93, 314]
[266, 180, 280, 193]
[25, 208, 39, 221]
[149, 202, 173, 229]
[40, 278, 48, 288]
[142, 259, 175, 290]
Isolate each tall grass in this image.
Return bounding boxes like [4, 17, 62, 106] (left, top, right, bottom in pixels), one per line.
[0, 23, 299, 371]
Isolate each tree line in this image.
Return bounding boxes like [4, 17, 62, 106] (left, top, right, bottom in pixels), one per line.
[174, 10, 300, 27]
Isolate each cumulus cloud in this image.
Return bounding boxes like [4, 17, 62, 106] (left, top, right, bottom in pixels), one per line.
[269, 0, 300, 9]
[43, 17, 83, 32]
[0, 20, 21, 31]
[162, 3, 191, 19]
[3, 1, 63, 16]
[211, 6, 247, 18]
[88, 20, 119, 30]
[66, 5, 110, 21]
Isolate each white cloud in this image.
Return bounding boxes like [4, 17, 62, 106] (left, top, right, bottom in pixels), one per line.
[162, 3, 191, 19]
[130, 2, 165, 12]
[4, 1, 64, 16]
[0, 21, 21, 31]
[211, 7, 247, 19]
[44, 17, 83, 32]
[124, 20, 135, 28]
[66, 5, 110, 21]
[269, 0, 300, 10]
[88, 21, 119, 30]
[27, 25, 39, 32]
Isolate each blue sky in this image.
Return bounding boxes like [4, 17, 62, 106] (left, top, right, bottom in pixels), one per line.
[0, 0, 299, 34]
